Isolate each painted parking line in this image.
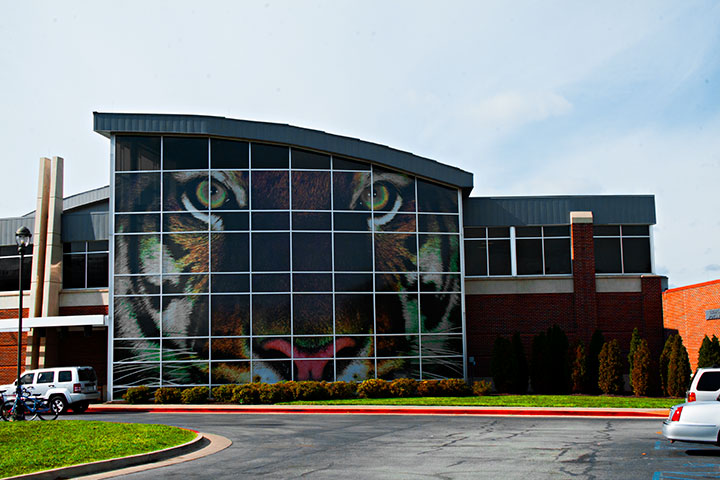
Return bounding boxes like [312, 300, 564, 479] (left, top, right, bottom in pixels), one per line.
[653, 472, 720, 479]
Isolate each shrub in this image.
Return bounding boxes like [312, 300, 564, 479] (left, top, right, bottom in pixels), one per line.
[417, 380, 442, 397]
[545, 325, 570, 393]
[124, 386, 153, 404]
[357, 379, 391, 398]
[570, 341, 586, 394]
[389, 378, 418, 397]
[181, 386, 209, 404]
[667, 335, 691, 397]
[273, 382, 299, 403]
[530, 331, 548, 393]
[154, 387, 182, 404]
[472, 380, 492, 396]
[232, 383, 262, 404]
[437, 379, 471, 396]
[212, 384, 238, 403]
[294, 381, 329, 401]
[697, 335, 720, 369]
[327, 381, 357, 400]
[598, 339, 624, 395]
[631, 339, 652, 396]
[491, 336, 515, 393]
[587, 330, 605, 394]
[659, 335, 674, 396]
[511, 333, 529, 394]
[627, 328, 641, 390]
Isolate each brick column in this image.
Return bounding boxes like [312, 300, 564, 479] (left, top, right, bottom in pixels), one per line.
[571, 211, 597, 344]
[641, 275, 664, 359]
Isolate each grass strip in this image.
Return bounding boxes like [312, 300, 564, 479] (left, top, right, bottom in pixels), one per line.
[0, 421, 196, 477]
[282, 395, 681, 408]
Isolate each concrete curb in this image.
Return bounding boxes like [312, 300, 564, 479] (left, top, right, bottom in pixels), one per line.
[3, 430, 229, 480]
[87, 403, 670, 418]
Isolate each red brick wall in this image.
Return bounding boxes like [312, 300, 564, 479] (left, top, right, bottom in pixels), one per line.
[0, 332, 28, 385]
[59, 306, 109, 316]
[572, 222, 597, 345]
[663, 279, 720, 370]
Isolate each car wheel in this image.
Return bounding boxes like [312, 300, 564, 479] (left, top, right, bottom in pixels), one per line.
[50, 395, 68, 415]
[73, 402, 89, 414]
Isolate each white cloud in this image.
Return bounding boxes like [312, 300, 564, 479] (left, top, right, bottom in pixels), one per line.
[464, 91, 573, 133]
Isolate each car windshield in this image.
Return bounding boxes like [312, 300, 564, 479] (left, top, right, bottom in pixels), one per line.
[78, 368, 97, 382]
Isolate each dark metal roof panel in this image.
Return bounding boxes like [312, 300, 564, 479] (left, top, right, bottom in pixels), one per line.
[463, 195, 656, 226]
[0, 217, 36, 246]
[93, 112, 474, 189]
[61, 212, 109, 242]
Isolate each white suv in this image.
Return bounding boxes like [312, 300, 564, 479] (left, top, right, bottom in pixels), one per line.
[686, 367, 720, 402]
[0, 366, 100, 414]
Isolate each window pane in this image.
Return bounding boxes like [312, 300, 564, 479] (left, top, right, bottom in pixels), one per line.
[622, 237, 651, 273]
[64, 241, 86, 253]
[334, 234, 372, 271]
[115, 235, 161, 275]
[292, 212, 331, 231]
[115, 214, 160, 233]
[293, 294, 333, 335]
[163, 212, 209, 232]
[251, 171, 289, 210]
[416, 179, 458, 213]
[421, 293, 461, 333]
[211, 138, 248, 169]
[162, 234, 209, 273]
[516, 226, 541, 238]
[594, 238, 622, 273]
[114, 296, 160, 338]
[333, 172, 370, 211]
[211, 274, 249, 293]
[376, 336, 418, 358]
[88, 240, 109, 252]
[594, 225, 620, 236]
[333, 156, 370, 170]
[488, 227, 510, 238]
[334, 294, 373, 334]
[464, 240, 487, 276]
[63, 254, 85, 288]
[291, 148, 330, 169]
[336, 273, 373, 292]
[418, 234, 459, 273]
[252, 294, 291, 335]
[622, 225, 650, 236]
[422, 358, 463, 380]
[293, 273, 332, 292]
[252, 212, 289, 230]
[372, 168, 416, 213]
[251, 233, 289, 271]
[163, 137, 208, 170]
[421, 335, 463, 356]
[375, 234, 417, 272]
[114, 340, 160, 362]
[210, 171, 249, 210]
[115, 136, 160, 171]
[464, 227, 486, 239]
[211, 212, 249, 231]
[211, 361, 250, 384]
[420, 274, 461, 292]
[418, 214, 459, 233]
[114, 275, 160, 295]
[162, 295, 209, 337]
[375, 273, 410, 292]
[252, 273, 290, 292]
[87, 253, 109, 287]
[488, 239, 511, 275]
[374, 214, 415, 232]
[544, 225, 570, 237]
[544, 238, 571, 274]
[516, 239, 543, 275]
[162, 274, 208, 294]
[115, 173, 160, 212]
[211, 233, 249, 272]
[212, 339, 250, 360]
[292, 171, 331, 210]
[292, 233, 332, 271]
[251, 143, 288, 169]
[163, 172, 209, 211]
[211, 294, 250, 336]
[376, 294, 419, 334]
[333, 213, 370, 231]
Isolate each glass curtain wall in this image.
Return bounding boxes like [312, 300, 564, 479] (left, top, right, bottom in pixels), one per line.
[111, 135, 463, 398]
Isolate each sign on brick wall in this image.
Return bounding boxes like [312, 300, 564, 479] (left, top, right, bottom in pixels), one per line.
[707, 309, 720, 321]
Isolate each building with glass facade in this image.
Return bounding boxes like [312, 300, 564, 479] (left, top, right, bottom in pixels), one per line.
[0, 113, 666, 399]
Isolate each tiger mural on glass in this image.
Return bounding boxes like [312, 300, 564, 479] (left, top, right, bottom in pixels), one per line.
[113, 160, 462, 391]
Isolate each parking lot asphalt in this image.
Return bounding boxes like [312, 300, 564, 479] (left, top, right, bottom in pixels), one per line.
[68, 411, 716, 479]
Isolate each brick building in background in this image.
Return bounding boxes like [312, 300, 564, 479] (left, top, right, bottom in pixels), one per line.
[0, 112, 668, 397]
[663, 280, 720, 370]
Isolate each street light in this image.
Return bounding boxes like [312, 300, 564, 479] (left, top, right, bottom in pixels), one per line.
[14, 226, 31, 421]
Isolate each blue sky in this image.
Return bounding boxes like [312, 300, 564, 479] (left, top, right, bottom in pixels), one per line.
[1, 1, 718, 288]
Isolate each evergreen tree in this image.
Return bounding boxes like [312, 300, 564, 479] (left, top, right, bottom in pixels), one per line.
[491, 336, 516, 393]
[627, 328, 641, 388]
[570, 341, 587, 394]
[587, 330, 605, 393]
[667, 335, 691, 397]
[546, 325, 570, 393]
[659, 334, 675, 396]
[598, 339, 624, 394]
[697, 335, 720, 369]
[530, 332, 548, 393]
[511, 333, 529, 393]
[631, 339, 652, 396]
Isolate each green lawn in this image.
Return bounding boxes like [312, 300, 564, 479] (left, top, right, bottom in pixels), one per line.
[0, 421, 196, 477]
[283, 395, 681, 409]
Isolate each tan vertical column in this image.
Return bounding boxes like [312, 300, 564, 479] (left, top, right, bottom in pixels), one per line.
[27, 158, 52, 369]
[41, 156, 64, 318]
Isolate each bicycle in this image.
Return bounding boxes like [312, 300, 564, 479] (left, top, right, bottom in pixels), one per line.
[0, 387, 60, 421]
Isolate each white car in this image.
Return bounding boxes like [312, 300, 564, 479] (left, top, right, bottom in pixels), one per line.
[663, 401, 720, 445]
[0, 366, 101, 414]
[686, 367, 720, 402]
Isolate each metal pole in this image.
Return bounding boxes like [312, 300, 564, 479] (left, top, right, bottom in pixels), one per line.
[15, 245, 24, 420]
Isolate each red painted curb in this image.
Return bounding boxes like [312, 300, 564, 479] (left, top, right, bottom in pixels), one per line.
[87, 405, 669, 418]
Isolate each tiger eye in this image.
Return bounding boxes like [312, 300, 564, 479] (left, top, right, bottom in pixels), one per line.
[362, 184, 390, 210]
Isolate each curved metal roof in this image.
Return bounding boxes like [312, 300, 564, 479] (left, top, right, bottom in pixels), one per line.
[93, 112, 474, 190]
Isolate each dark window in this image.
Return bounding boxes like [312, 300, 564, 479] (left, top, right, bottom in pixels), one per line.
[58, 371, 72, 382]
[516, 226, 542, 237]
[115, 214, 160, 233]
[292, 233, 332, 271]
[162, 274, 208, 294]
[697, 372, 720, 391]
[211, 212, 249, 231]
[418, 214, 459, 233]
[544, 225, 570, 237]
[0, 255, 31, 291]
[334, 294, 373, 334]
[416, 179, 458, 213]
[333, 156, 370, 171]
[488, 239, 511, 275]
[594, 238, 622, 273]
[251, 143, 288, 169]
[252, 212, 289, 230]
[251, 171, 289, 210]
[87, 253, 109, 288]
[211, 294, 250, 336]
[333, 213, 370, 231]
[163, 137, 208, 170]
[211, 274, 250, 293]
[252, 273, 290, 292]
[293, 294, 333, 334]
[252, 294, 291, 335]
[544, 238, 571, 274]
[464, 227, 486, 239]
[336, 273, 373, 292]
[291, 148, 330, 169]
[334, 234, 372, 271]
[516, 239, 543, 275]
[293, 273, 332, 292]
[88, 241, 109, 252]
[63, 241, 109, 289]
[211, 233, 249, 272]
[622, 237, 651, 273]
[115, 136, 160, 171]
[292, 212, 331, 231]
[488, 227, 510, 238]
[211, 138, 248, 169]
[251, 233, 289, 271]
[376, 234, 417, 272]
[115, 173, 160, 212]
[464, 240, 487, 276]
[333, 172, 371, 211]
[292, 171, 331, 210]
[594, 225, 620, 236]
[63, 254, 85, 288]
[623, 225, 650, 236]
[77, 368, 96, 382]
[37, 372, 54, 383]
[418, 234, 459, 273]
[163, 172, 209, 212]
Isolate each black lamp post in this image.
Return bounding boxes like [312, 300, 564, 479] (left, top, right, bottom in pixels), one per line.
[14, 226, 31, 421]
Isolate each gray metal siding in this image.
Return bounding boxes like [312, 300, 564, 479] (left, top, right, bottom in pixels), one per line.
[93, 112, 474, 189]
[463, 195, 656, 226]
[0, 217, 36, 246]
[63, 186, 109, 212]
[61, 212, 109, 242]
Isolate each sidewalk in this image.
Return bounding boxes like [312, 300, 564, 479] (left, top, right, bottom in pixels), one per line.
[87, 403, 670, 418]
